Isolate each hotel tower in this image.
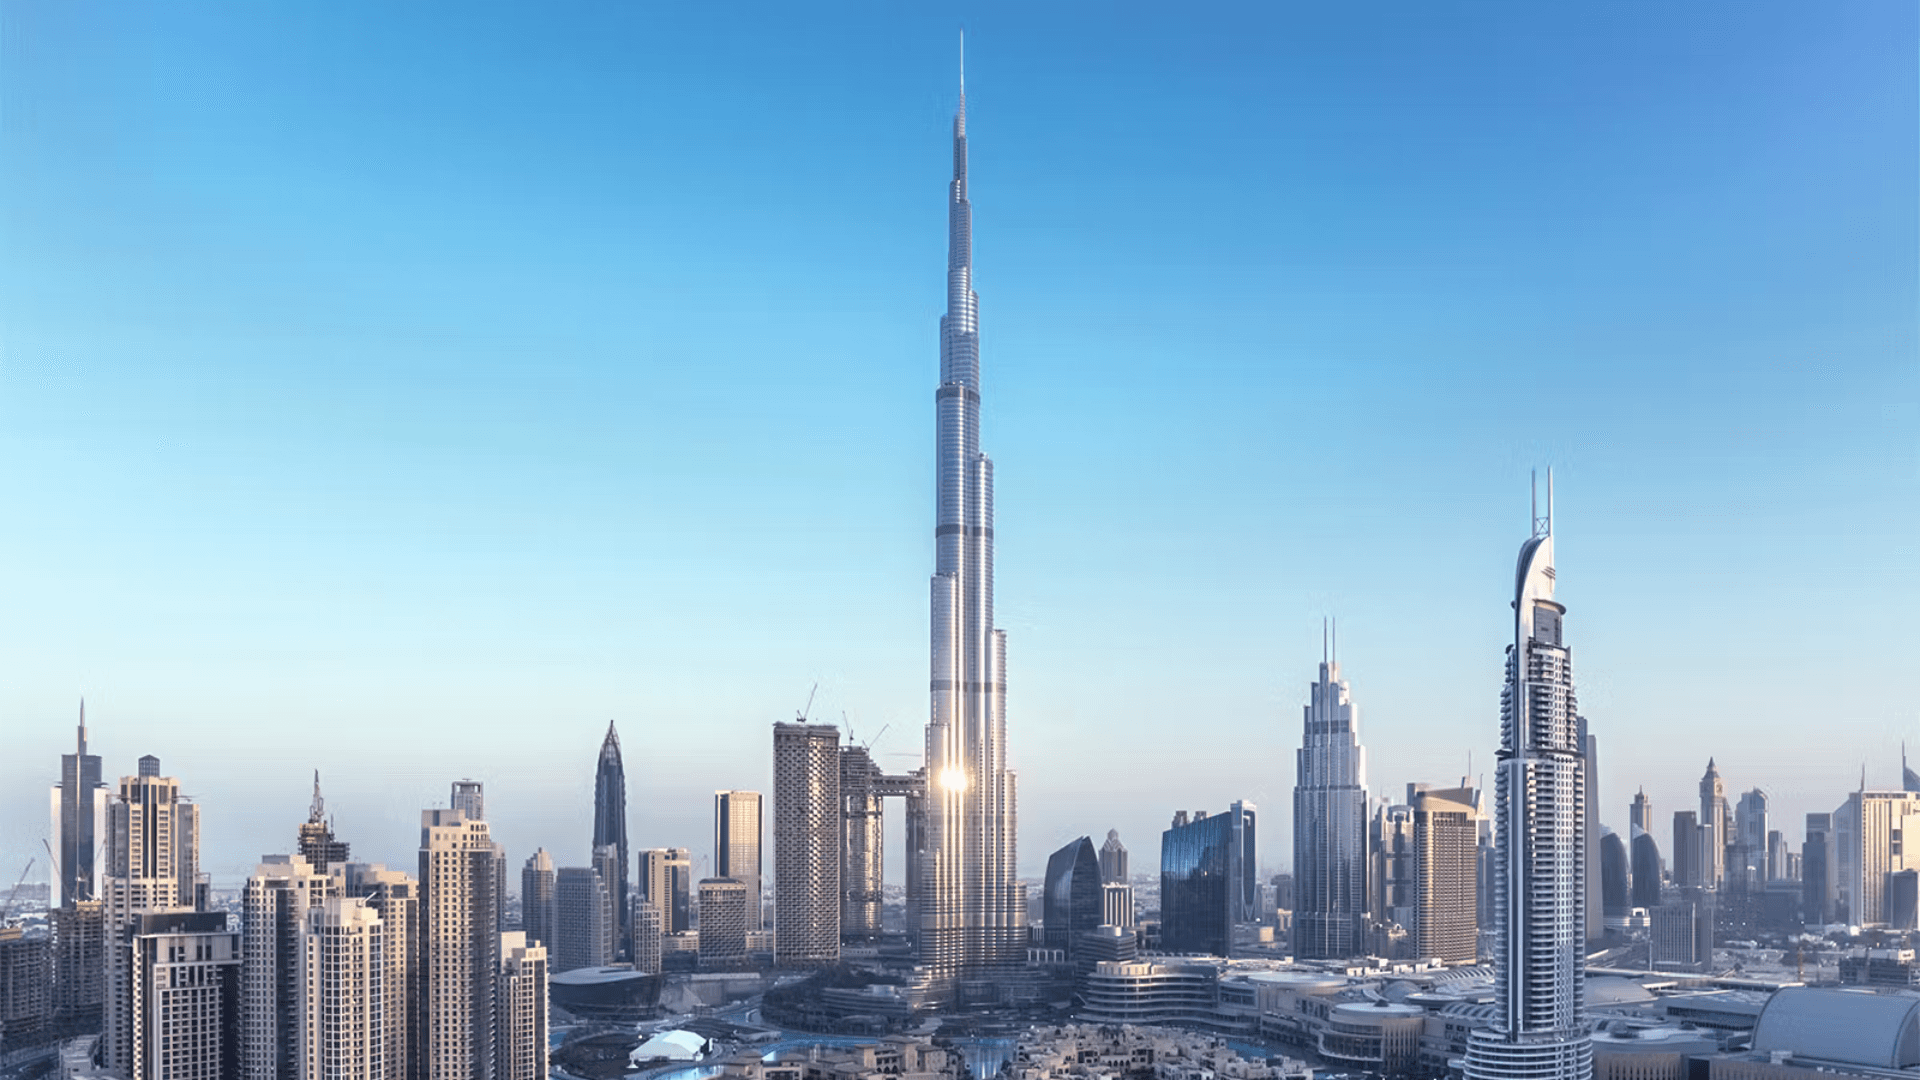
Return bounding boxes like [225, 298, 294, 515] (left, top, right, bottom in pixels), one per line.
[1465, 477, 1593, 1080]
[920, 40, 1027, 988]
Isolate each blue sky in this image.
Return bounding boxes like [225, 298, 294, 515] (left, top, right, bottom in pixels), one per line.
[1, 3, 1914, 887]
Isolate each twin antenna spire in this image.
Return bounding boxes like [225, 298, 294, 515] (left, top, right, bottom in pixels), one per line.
[1531, 468, 1555, 539]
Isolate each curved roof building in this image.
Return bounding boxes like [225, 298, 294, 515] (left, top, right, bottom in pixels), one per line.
[1749, 987, 1920, 1070]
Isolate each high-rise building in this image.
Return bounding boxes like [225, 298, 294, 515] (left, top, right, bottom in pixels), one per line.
[103, 758, 205, 1077]
[1834, 788, 1920, 928]
[631, 902, 662, 975]
[1159, 803, 1256, 958]
[1600, 831, 1629, 923]
[591, 846, 621, 957]
[552, 867, 612, 973]
[50, 706, 107, 908]
[1042, 838, 1102, 962]
[297, 897, 384, 1080]
[1650, 888, 1714, 972]
[111, 909, 241, 1080]
[1464, 480, 1593, 1080]
[714, 791, 763, 931]
[920, 46, 1027, 991]
[339, 863, 417, 1080]
[1802, 813, 1833, 926]
[418, 809, 499, 1080]
[1582, 725, 1602, 947]
[1698, 761, 1727, 889]
[773, 721, 841, 966]
[296, 773, 350, 874]
[1099, 831, 1129, 884]
[1766, 830, 1786, 883]
[242, 855, 336, 1080]
[1293, 628, 1368, 960]
[50, 900, 104, 1032]
[1629, 829, 1662, 910]
[1101, 882, 1135, 930]
[450, 781, 485, 819]
[697, 879, 748, 969]
[839, 747, 884, 940]
[1734, 789, 1769, 889]
[1411, 786, 1480, 963]
[520, 851, 555, 955]
[1671, 811, 1699, 888]
[1370, 798, 1415, 933]
[636, 849, 691, 935]
[0, 927, 51, 1054]
[592, 723, 630, 960]
[495, 934, 547, 1080]
[1628, 788, 1652, 837]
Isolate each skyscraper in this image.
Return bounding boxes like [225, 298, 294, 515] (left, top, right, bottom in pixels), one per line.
[1802, 813, 1833, 926]
[50, 705, 106, 908]
[495, 934, 547, 1080]
[696, 879, 748, 969]
[298, 898, 385, 1080]
[1464, 479, 1592, 1080]
[636, 849, 691, 935]
[552, 867, 612, 973]
[418, 809, 499, 1080]
[104, 757, 204, 1077]
[714, 791, 763, 931]
[1159, 803, 1256, 958]
[592, 723, 630, 960]
[1411, 785, 1480, 963]
[1099, 830, 1129, 884]
[1629, 788, 1653, 837]
[296, 773, 350, 874]
[1734, 788, 1769, 888]
[773, 721, 840, 966]
[242, 855, 336, 1080]
[112, 909, 241, 1080]
[1293, 627, 1368, 960]
[920, 41, 1026, 990]
[447, 781, 508, 933]
[1698, 760, 1727, 889]
[1629, 829, 1662, 910]
[340, 863, 418, 1080]
[1671, 811, 1699, 888]
[1041, 837, 1101, 962]
[839, 747, 885, 941]
[520, 850, 556, 955]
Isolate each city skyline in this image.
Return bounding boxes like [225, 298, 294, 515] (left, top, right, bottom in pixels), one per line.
[3, 5, 1917, 886]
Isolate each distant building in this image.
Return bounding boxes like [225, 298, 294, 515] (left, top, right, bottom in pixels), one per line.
[1099, 830, 1129, 884]
[1629, 788, 1653, 837]
[838, 747, 885, 940]
[1370, 799, 1415, 935]
[1411, 785, 1480, 962]
[593, 723, 630, 961]
[1160, 802, 1256, 957]
[1042, 838, 1102, 963]
[592, 847, 622, 957]
[714, 791, 763, 931]
[1699, 761, 1728, 889]
[50, 709, 107, 908]
[1838, 947, 1920, 988]
[298, 897, 385, 1080]
[296, 773, 351, 873]
[553, 867, 613, 974]
[1834, 789, 1920, 928]
[521, 850, 556, 954]
[1600, 830, 1630, 922]
[773, 721, 841, 966]
[1803, 813, 1833, 924]
[1733, 789, 1769, 889]
[1292, 631, 1367, 960]
[1672, 811, 1700, 889]
[103, 758, 206, 1078]
[1101, 882, 1135, 930]
[50, 900, 104, 1033]
[632, 902, 663, 975]
[698, 879, 749, 969]
[1630, 828, 1663, 910]
[0, 927, 51, 1052]
[1651, 888, 1714, 971]
[419, 808, 500, 1080]
[637, 849, 693, 935]
[242, 854, 336, 1080]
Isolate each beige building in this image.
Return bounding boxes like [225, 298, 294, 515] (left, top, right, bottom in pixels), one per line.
[1411, 786, 1480, 963]
[243, 856, 338, 1080]
[339, 863, 417, 1080]
[298, 898, 384, 1080]
[773, 722, 841, 966]
[714, 792, 764, 931]
[103, 759, 207, 1080]
[496, 933, 548, 1080]
[419, 809, 500, 1080]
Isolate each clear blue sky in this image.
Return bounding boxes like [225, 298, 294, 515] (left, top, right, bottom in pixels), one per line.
[2, 3, 1914, 888]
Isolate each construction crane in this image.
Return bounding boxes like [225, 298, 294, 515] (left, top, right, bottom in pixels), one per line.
[0, 858, 35, 927]
[796, 683, 818, 723]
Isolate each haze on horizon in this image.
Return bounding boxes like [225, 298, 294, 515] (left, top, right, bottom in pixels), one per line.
[1, 3, 1914, 888]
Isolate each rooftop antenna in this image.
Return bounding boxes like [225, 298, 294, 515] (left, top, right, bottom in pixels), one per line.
[1322, 618, 1328, 665]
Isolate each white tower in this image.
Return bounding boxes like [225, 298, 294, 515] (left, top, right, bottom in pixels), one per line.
[1465, 475, 1593, 1080]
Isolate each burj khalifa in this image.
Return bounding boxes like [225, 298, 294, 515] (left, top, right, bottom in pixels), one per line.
[920, 40, 1028, 991]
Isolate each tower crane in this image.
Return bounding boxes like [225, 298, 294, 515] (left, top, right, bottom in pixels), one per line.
[1, 858, 35, 927]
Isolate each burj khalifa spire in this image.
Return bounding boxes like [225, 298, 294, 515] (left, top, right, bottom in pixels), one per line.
[920, 35, 1027, 993]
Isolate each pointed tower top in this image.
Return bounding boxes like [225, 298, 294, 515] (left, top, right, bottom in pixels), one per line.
[309, 770, 326, 824]
[959, 28, 965, 96]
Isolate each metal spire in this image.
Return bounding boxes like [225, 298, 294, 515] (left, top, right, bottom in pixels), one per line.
[308, 770, 325, 824]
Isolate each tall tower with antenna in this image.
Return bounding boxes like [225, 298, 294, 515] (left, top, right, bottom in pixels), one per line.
[1293, 620, 1368, 959]
[1466, 472, 1593, 1080]
[919, 33, 1027, 994]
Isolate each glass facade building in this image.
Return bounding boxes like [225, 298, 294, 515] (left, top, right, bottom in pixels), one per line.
[1042, 837, 1102, 960]
[1159, 802, 1256, 958]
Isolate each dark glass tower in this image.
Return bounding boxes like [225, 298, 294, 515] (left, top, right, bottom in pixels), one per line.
[593, 721, 630, 960]
[1159, 802, 1256, 958]
[56, 704, 103, 907]
[1042, 837, 1101, 961]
